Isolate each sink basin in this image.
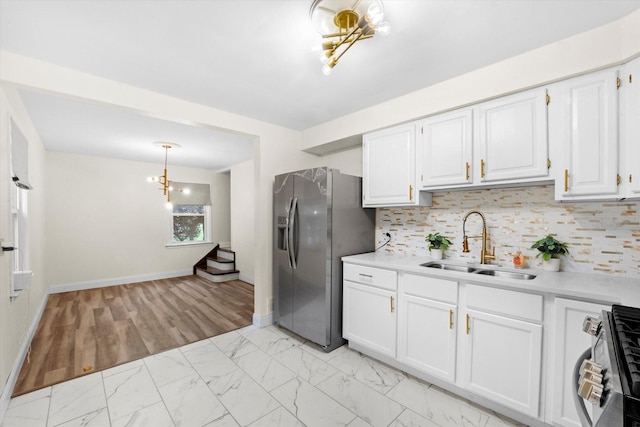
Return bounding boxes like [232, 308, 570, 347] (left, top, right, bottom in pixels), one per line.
[420, 262, 477, 273]
[474, 269, 537, 280]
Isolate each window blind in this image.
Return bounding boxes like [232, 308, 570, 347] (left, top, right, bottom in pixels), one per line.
[171, 182, 211, 206]
[10, 118, 32, 190]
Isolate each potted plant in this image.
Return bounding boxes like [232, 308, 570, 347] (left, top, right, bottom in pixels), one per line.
[426, 232, 453, 260]
[531, 234, 569, 271]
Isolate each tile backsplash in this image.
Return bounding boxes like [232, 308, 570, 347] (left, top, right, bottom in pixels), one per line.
[376, 185, 640, 278]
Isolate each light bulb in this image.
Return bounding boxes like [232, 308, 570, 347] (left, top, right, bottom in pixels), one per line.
[166, 201, 173, 210]
[367, 3, 384, 25]
[375, 22, 391, 36]
[168, 185, 174, 191]
[322, 57, 337, 75]
[183, 188, 191, 195]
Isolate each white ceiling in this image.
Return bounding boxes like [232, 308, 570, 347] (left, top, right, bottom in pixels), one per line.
[1, 0, 639, 170]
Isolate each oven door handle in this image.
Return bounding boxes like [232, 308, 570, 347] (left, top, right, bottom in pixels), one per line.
[573, 347, 593, 427]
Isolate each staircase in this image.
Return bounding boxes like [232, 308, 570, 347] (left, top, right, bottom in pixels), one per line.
[194, 245, 240, 282]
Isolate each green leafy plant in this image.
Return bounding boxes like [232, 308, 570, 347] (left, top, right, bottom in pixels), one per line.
[531, 235, 569, 261]
[426, 233, 453, 251]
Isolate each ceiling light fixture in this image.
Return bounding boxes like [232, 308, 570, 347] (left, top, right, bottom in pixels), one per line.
[147, 142, 189, 209]
[310, 0, 390, 75]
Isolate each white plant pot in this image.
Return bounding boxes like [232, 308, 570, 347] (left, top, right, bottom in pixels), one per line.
[542, 258, 561, 272]
[430, 249, 443, 260]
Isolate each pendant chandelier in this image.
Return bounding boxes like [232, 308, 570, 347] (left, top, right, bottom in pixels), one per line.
[310, 0, 390, 75]
[147, 142, 189, 208]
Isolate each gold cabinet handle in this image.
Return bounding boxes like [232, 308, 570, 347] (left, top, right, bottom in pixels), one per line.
[465, 162, 470, 181]
[480, 159, 485, 178]
[409, 185, 413, 201]
[449, 309, 454, 329]
[390, 296, 395, 313]
[564, 169, 569, 192]
[466, 313, 471, 335]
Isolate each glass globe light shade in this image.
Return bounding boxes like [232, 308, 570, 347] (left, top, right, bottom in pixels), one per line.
[366, 3, 384, 25]
[375, 21, 391, 36]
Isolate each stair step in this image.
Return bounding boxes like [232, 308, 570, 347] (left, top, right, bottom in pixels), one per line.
[206, 258, 236, 271]
[196, 266, 240, 283]
[207, 257, 234, 264]
[217, 248, 235, 261]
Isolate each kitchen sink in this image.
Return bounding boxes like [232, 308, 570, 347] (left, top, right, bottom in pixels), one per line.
[420, 262, 477, 273]
[420, 261, 537, 280]
[474, 269, 537, 280]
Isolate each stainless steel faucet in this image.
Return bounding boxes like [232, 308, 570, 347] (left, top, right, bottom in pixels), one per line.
[462, 210, 496, 264]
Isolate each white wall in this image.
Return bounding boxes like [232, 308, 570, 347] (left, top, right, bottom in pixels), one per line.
[45, 152, 229, 288]
[0, 86, 47, 408]
[214, 172, 231, 247]
[230, 159, 255, 283]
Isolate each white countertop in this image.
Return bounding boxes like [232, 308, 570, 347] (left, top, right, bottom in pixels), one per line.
[342, 252, 640, 306]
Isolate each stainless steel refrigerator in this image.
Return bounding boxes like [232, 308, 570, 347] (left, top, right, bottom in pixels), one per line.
[273, 167, 375, 352]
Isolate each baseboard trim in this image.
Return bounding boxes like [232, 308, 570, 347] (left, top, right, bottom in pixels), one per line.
[0, 292, 49, 423]
[238, 273, 254, 285]
[252, 312, 273, 328]
[49, 269, 193, 294]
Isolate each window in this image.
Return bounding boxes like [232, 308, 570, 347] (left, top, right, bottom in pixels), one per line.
[170, 205, 211, 244]
[10, 184, 31, 294]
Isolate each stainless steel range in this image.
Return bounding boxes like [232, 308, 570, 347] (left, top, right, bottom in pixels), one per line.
[574, 304, 640, 427]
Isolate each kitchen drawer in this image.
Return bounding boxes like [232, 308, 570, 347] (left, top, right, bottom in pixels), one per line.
[343, 263, 397, 291]
[465, 284, 543, 322]
[400, 273, 458, 304]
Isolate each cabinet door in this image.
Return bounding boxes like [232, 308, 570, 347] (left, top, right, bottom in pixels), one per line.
[478, 88, 549, 182]
[363, 123, 417, 206]
[398, 295, 456, 381]
[549, 299, 610, 427]
[343, 280, 397, 357]
[622, 57, 640, 198]
[462, 309, 542, 418]
[556, 69, 619, 199]
[418, 108, 473, 188]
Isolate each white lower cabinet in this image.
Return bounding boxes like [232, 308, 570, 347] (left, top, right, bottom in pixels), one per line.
[398, 274, 458, 382]
[461, 284, 543, 418]
[461, 308, 543, 418]
[548, 298, 610, 427]
[343, 264, 397, 358]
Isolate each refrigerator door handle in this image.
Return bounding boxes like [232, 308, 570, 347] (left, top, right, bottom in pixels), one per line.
[285, 197, 293, 268]
[288, 197, 298, 269]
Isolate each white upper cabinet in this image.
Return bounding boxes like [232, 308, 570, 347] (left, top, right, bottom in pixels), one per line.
[553, 68, 620, 200]
[363, 123, 431, 207]
[418, 108, 474, 188]
[621, 57, 640, 199]
[478, 88, 550, 183]
[417, 88, 550, 191]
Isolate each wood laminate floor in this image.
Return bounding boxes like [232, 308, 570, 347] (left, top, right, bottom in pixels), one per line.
[12, 275, 254, 397]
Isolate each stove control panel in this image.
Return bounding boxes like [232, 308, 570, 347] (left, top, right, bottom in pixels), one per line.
[578, 359, 605, 405]
[583, 315, 601, 336]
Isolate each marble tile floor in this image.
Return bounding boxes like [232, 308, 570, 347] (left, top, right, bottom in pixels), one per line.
[2, 325, 527, 427]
